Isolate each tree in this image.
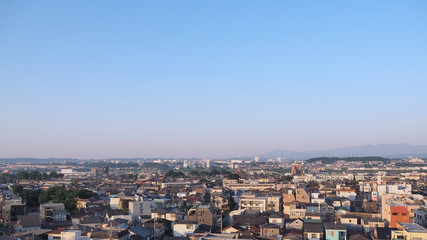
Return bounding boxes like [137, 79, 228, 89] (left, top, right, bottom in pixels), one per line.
[227, 173, 240, 180]
[11, 185, 23, 195]
[16, 171, 29, 180]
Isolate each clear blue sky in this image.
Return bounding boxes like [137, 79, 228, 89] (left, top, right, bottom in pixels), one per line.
[1, 1, 426, 159]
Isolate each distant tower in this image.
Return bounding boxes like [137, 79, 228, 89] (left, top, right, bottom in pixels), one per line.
[254, 156, 259, 162]
[206, 159, 211, 168]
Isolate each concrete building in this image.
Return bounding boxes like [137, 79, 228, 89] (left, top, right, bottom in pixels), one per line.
[239, 196, 267, 212]
[173, 221, 198, 237]
[40, 203, 66, 222]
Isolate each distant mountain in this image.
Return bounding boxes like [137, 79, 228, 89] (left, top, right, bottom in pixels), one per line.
[260, 144, 427, 160]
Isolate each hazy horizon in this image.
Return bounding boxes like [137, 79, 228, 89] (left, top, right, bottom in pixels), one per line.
[1, 1, 427, 159]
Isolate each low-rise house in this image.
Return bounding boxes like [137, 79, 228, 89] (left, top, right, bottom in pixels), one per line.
[186, 205, 220, 229]
[172, 221, 198, 237]
[296, 188, 310, 203]
[260, 223, 281, 238]
[286, 218, 304, 231]
[324, 224, 347, 240]
[128, 225, 154, 240]
[391, 222, 427, 240]
[14, 215, 41, 233]
[304, 213, 322, 223]
[268, 213, 285, 228]
[360, 217, 385, 233]
[303, 223, 324, 240]
[89, 229, 131, 240]
[340, 215, 359, 225]
[369, 227, 392, 240]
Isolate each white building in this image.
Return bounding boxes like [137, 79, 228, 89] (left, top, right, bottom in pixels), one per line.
[239, 196, 267, 212]
[377, 184, 412, 200]
[173, 221, 198, 237]
[129, 200, 153, 220]
[61, 230, 87, 240]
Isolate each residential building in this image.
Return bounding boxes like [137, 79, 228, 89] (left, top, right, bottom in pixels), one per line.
[391, 222, 427, 240]
[325, 224, 347, 240]
[173, 221, 198, 237]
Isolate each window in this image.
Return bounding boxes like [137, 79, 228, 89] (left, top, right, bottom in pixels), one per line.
[330, 231, 335, 236]
[393, 213, 398, 216]
[402, 213, 407, 216]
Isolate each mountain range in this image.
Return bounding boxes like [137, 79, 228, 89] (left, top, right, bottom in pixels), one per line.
[260, 143, 427, 160]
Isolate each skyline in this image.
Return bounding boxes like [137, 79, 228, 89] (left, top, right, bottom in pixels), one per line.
[1, 1, 427, 159]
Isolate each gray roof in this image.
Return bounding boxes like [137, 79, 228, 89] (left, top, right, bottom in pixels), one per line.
[325, 224, 347, 230]
[303, 223, 323, 233]
[17, 215, 41, 228]
[129, 225, 154, 238]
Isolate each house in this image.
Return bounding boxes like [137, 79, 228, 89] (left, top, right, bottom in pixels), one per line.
[303, 223, 324, 240]
[348, 233, 369, 240]
[260, 223, 281, 238]
[286, 218, 304, 230]
[89, 229, 131, 240]
[268, 213, 285, 228]
[304, 213, 322, 223]
[186, 205, 220, 228]
[306, 203, 320, 214]
[369, 227, 392, 240]
[221, 224, 244, 234]
[128, 225, 154, 240]
[14, 215, 41, 233]
[340, 215, 359, 225]
[360, 217, 385, 233]
[233, 214, 267, 227]
[173, 221, 198, 237]
[296, 189, 310, 203]
[336, 189, 357, 201]
[78, 216, 104, 228]
[324, 224, 347, 240]
[60, 230, 87, 240]
[283, 191, 296, 204]
[391, 222, 427, 240]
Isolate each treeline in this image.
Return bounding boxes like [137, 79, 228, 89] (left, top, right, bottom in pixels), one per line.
[12, 186, 95, 211]
[15, 171, 63, 180]
[0, 171, 63, 183]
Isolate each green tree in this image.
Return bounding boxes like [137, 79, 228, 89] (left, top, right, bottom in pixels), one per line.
[16, 171, 29, 180]
[11, 185, 24, 195]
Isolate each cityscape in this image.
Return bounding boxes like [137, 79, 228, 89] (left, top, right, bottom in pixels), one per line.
[1, 1, 427, 240]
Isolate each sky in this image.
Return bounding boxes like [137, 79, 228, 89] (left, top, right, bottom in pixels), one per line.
[1, 1, 427, 159]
